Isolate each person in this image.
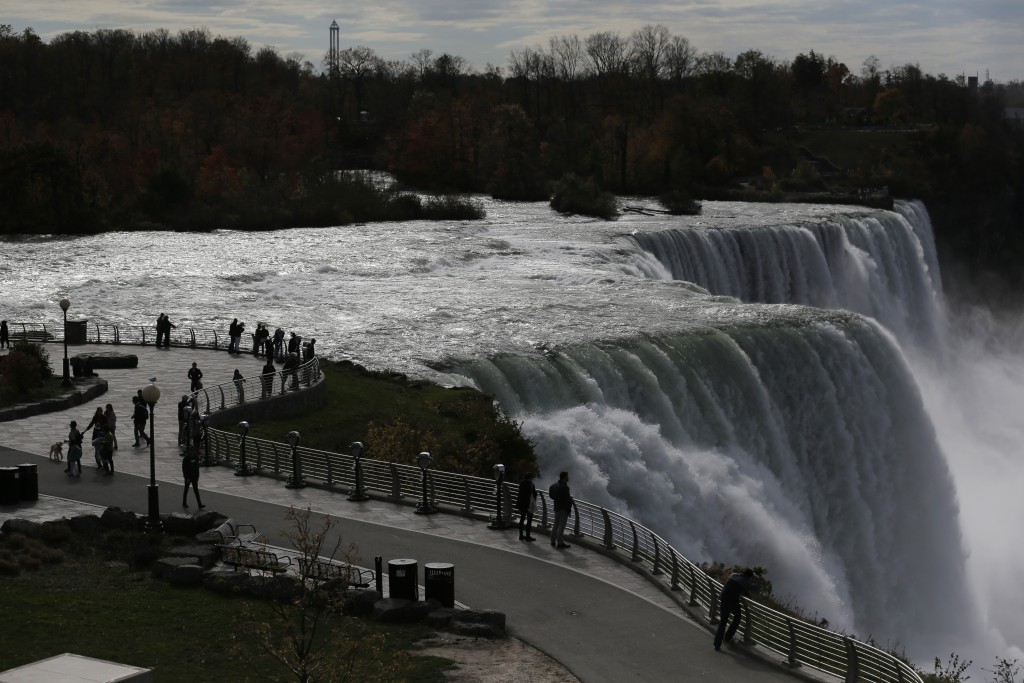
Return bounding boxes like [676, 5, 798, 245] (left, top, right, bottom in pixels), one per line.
[713, 568, 761, 651]
[65, 420, 82, 475]
[233, 368, 245, 403]
[103, 403, 118, 450]
[160, 313, 176, 348]
[83, 407, 106, 468]
[227, 318, 239, 353]
[99, 425, 115, 474]
[252, 323, 267, 357]
[0, 320, 9, 349]
[282, 352, 300, 390]
[155, 314, 165, 347]
[260, 359, 276, 399]
[132, 396, 150, 448]
[181, 445, 204, 508]
[177, 394, 191, 447]
[287, 331, 301, 356]
[273, 327, 285, 360]
[234, 320, 245, 354]
[302, 337, 316, 361]
[548, 471, 573, 548]
[517, 472, 538, 541]
[188, 362, 203, 392]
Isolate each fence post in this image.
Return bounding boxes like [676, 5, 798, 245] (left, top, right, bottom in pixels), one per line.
[741, 599, 755, 644]
[218, 386, 225, 410]
[651, 534, 663, 575]
[388, 463, 402, 499]
[190, 328, 196, 349]
[461, 476, 473, 513]
[600, 508, 615, 549]
[708, 577, 719, 622]
[235, 422, 251, 476]
[670, 552, 682, 591]
[843, 637, 858, 683]
[538, 493, 549, 528]
[628, 521, 640, 562]
[687, 564, 699, 606]
[570, 501, 582, 537]
[785, 618, 801, 668]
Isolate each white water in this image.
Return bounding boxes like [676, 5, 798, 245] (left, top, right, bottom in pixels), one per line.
[1, 198, 1019, 662]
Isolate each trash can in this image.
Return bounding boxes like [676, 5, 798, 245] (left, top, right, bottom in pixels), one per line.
[0, 467, 19, 505]
[424, 562, 455, 607]
[66, 319, 88, 344]
[17, 463, 37, 501]
[387, 558, 418, 601]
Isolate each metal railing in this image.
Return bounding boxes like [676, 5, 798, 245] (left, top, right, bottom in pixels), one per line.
[8, 320, 302, 356]
[188, 357, 322, 414]
[198, 432, 921, 683]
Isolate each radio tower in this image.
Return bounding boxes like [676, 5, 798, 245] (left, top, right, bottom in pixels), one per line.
[329, 20, 339, 76]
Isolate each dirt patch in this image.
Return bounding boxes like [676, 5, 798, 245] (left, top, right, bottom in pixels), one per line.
[417, 632, 581, 682]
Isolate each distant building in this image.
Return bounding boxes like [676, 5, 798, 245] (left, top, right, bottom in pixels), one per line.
[329, 20, 339, 74]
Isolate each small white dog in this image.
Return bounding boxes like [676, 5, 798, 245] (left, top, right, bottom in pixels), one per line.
[48, 441, 64, 462]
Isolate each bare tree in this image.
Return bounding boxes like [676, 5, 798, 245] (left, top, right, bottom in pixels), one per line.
[409, 48, 433, 79]
[665, 35, 698, 83]
[584, 31, 628, 77]
[629, 24, 671, 81]
[549, 34, 585, 81]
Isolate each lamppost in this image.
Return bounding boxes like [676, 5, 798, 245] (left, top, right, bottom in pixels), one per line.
[59, 298, 71, 386]
[348, 441, 370, 501]
[415, 451, 437, 515]
[488, 463, 510, 530]
[141, 379, 162, 533]
[236, 421, 250, 476]
[286, 431, 305, 488]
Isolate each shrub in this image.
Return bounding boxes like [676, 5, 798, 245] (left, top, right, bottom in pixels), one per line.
[550, 174, 618, 219]
[0, 556, 21, 576]
[658, 190, 702, 216]
[0, 342, 52, 394]
[39, 520, 72, 545]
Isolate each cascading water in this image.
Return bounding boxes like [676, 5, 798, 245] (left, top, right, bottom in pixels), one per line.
[1, 196, 1013, 663]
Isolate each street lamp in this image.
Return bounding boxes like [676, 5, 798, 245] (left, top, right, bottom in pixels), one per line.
[140, 379, 162, 533]
[59, 298, 71, 386]
[488, 463, 510, 530]
[414, 451, 437, 515]
[348, 441, 370, 501]
[285, 430, 305, 488]
[236, 421, 251, 476]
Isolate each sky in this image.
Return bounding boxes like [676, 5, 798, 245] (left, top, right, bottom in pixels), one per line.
[4, 0, 1023, 82]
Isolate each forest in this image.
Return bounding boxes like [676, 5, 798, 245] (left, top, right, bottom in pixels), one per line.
[1, 23, 1022, 292]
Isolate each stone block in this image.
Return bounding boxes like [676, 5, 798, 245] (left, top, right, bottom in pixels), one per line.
[68, 514, 102, 533]
[203, 570, 252, 595]
[342, 588, 382, 617]
[426, 607, 458, 628]
[163, 513, 198, 536]
[373, 597, 413, 622]
[153, 556, 199, 580]
[100, 507, 139, 530]
[167, 544, 219, 569]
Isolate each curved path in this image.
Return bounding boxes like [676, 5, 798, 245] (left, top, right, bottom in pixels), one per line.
[0, 344, 818, 683]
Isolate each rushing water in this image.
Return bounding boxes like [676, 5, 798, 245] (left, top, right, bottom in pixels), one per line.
[2, 198, 1021, 663]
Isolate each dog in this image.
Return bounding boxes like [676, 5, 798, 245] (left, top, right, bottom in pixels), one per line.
[48, 441, 64, 462]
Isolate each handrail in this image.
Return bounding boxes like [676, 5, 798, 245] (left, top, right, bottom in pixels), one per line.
[198, 431, 921, 683]
[9, 320, 305, 357]
[187, 356, 322, 414]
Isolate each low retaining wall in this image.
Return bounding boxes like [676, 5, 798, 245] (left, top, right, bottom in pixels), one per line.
[0, 378, 108, 423]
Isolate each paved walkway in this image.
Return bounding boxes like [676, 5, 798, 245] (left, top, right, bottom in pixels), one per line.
[0, 343, 820, 683]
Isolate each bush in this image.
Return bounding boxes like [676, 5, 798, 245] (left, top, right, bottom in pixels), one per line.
[550, 174, 618, 219]
[658, 190, 702, 215]
[0, 341, 52, 394]
[39, 521, 72, 545]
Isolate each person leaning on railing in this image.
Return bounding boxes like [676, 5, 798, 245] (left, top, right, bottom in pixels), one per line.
[714, 568, 761, 651]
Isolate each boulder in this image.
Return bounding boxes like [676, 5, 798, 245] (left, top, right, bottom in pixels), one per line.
[166, 544, 219, 569]
[373, 597, 413, 622]
[427, 607, 458, 628]
[68, 514, 102, 533]
[153, 556, 200, 580]
[449, 609, 507, 638]
[100, 507, 138, 530]
[1, 518, 41, 538]
[342, 588, 383, 617]
[163, 513, 198, 536]
[246, 574, 301, 601]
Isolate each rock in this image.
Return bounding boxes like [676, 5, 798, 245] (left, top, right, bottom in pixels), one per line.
[163, 513, 198, 536]
[342, 588, 382, 616]
[203, 570, 251, 595]
[449, 609, 507, 638]
[166, 544, 219, 569]
[247, 574, 301, 601]
[167, 563, 205, 587]
[195, 510, 226, 532]
[153, 556, 199, 580]
[451, 621, 505, 638]
[100, 507, 138, 530]
[1, 518, 42, 538]
[68, 514, 102, 533]
[427, 607, 458, 628]
[373, 597, 413, 622]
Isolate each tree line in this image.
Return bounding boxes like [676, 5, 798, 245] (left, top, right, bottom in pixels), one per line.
[1, 23, 1021, 289]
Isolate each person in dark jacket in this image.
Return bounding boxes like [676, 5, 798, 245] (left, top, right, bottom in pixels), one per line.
[260, 359, 276, 399]
[714, 568, 761, 650]
[0, 320, 9, 349]
[187, 362, 203, 392]
[516, 472, 537, 541]
[132, 396, 150, 448]
[548, 471, 573, 548]
[181, 447, 204, 508]
[177, 394, 191, 447]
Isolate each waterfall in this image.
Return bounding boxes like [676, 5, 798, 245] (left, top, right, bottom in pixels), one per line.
[454, 310, 974, 656]
[630, 200, 945, 348]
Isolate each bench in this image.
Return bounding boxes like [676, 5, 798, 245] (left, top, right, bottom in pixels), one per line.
[201, 518, 264, 547]
[297, 557, 373, 588]
[219, 545, 293, 574]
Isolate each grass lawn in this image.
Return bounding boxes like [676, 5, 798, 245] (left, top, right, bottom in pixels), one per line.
[0, 526, 453, 682]
[246, 360, 536, 479]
